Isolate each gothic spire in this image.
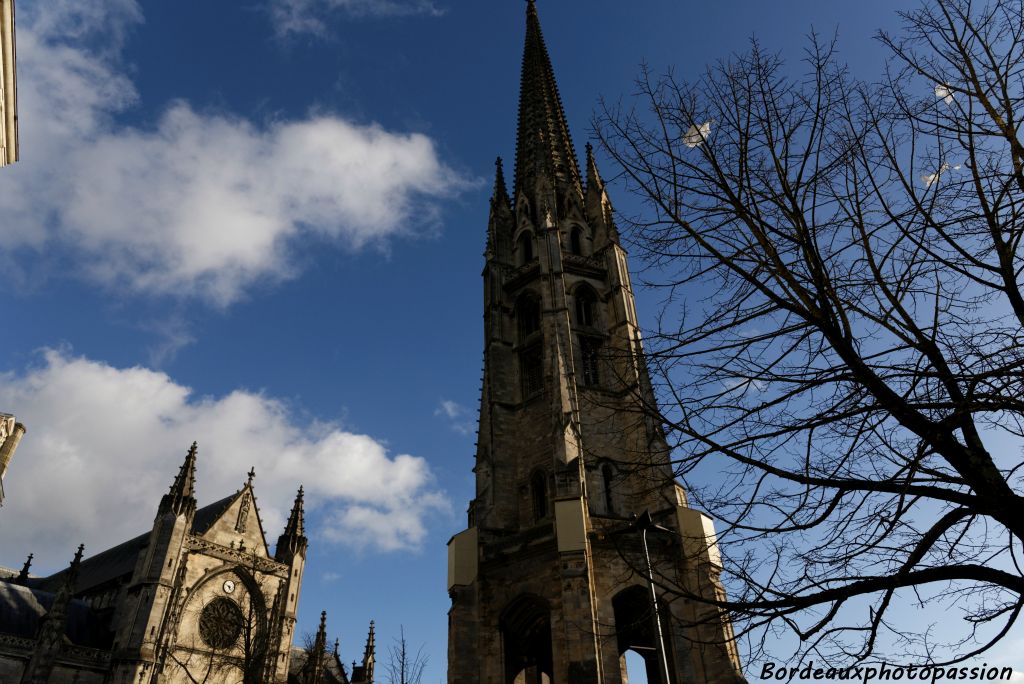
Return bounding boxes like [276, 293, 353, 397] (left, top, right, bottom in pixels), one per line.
[316, 611, 327, 647]
[302, 610, 328, 684]
[492, 156, 510, 208]
[363, 620, 375, 659]
[362, 620, 376, 680]
[14, 552, 32, 585]
[487, 157, 513, 259]
[585, 142, 604, 194]
[276, 485, 308, 562]
[585, 141, 620, 245]
[22, 545, 84, 683]
[159, 442, 198, 517]
[514, 0, 582, 204]
[286, 485, 305, 537]
[314, 611, 328, 669]
[47, 547, 84, 630]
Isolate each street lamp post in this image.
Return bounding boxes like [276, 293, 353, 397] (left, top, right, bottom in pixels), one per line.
[634, 510, 674, 684]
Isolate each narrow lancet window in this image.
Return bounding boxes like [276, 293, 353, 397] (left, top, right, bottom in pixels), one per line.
[570, 227, 583, 255]
[531, 470, 548, 520]
[575, 287, 596, 327]
[517, 294, 542, 341]
[580, 336, 600, 386]
[602, 463, 615, 514]
[518, 232, 535, 265]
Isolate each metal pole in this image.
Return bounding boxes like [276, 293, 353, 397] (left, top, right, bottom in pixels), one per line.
[640, 522, 673, 684]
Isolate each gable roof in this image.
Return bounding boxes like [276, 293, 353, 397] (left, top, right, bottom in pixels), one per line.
[32, 493, 245, 595]
[195, 485, 273, 558]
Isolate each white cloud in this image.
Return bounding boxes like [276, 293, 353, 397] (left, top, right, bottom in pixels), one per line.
[270, 0, 444, 38]
[435, 399, 462, 420]
[434, 399, 474, 436]
[143, 313, 197, 367]
[0, 0, 467, 306]
[0, 350, 450, 571]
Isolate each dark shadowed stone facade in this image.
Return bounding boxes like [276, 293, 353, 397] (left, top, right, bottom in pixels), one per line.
[287, 612, 374, 684]
[446, 3, 746, 683]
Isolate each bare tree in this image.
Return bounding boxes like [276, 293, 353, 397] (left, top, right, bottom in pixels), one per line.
[385, 626, 428, 684]
[595, 0, 1024, 667]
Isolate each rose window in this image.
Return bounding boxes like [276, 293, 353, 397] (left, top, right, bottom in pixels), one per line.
[199, 597, 243, 649]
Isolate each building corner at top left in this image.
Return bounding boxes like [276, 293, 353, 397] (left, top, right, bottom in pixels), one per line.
[0, 414, 26, 506]
[1, 0, 18, 167]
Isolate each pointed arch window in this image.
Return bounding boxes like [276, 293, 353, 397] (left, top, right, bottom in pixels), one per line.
[575, 286, 597, 328]
[601, 463, 615, 514]
[520, 346, 544, 397]
[516, 294, 542, 342]
[531, 470, 549, 521]
[570, 226, 584, 256]
[580, 336, 601, 387]
[517, 232, 535, 266]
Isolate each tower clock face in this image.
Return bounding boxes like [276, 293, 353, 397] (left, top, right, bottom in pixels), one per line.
[223, 579, 236, 594]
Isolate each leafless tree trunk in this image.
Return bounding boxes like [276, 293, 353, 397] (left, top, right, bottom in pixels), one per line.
[595, 0, 1024, 667]
[385, 626, 428, 684]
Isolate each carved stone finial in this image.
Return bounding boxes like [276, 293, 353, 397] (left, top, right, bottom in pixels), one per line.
[15, 553, 32, 585]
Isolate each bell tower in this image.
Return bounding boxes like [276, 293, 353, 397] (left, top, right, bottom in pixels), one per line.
[446, 3, 745, 683]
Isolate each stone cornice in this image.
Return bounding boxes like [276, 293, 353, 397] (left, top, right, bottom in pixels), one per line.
[186, 535, 288, 577]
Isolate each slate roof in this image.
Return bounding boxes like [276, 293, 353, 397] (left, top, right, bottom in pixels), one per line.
[1, 491, 262, 652]
[32, 532, 148, 595]
[192, 493, 236, 535]
[0, 582, 112, 648]
[31, 493, 237, 595]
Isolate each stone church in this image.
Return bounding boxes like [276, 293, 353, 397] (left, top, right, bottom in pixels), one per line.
[0, 443, 376, 684]
[446, 2, 746, 683]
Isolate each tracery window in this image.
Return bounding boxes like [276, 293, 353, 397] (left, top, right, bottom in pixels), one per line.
[531, 470, 549, 520]
[580, 336, 601, 387]
[521, 346, 544, 397]
[575, 287, 597, 327]
[199, 597, 243, 649]
[516, 294, 542, 342]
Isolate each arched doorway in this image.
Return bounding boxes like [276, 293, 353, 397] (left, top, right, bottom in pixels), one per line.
[623, 650, 650, 683]
[501, 594, 553, 684]
[612, 585, 675, 684]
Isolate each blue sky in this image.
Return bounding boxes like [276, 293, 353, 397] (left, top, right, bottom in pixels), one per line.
[1, 0, 1020, 682]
